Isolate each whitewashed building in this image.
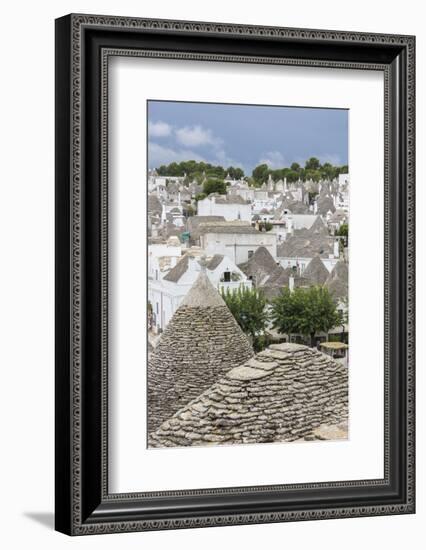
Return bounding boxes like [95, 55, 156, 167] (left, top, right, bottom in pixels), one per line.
[277, 236, 340, 274]
[148, 238, 184, 283]
[197, 221, 277, 265]
[252, 198, 276, 214]
[281, 214, 325, 231]
[197, 194, 252, 221]
[228, 184, 255, 202]
[148, 253, 252, 333]
[338, 173, 349, 187]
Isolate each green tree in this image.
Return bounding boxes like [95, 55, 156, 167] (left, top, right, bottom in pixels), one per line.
[335, 223, 349, 250]
[221, 287, 268, 351]
[154, 160, 227, 180]
[305, 157, 321, 171]
[194, 192, 207, 202]
[336, 223, 348, 238]
[269, 287, 302, 342]
[304, 168, 321, 182]
[227, 166, 245, 180]
[271, 286, 341, 347]
[203, 178, 227, 195]
[270, 169, 284, 181]
[320, 162, 336, 180]
[258, 221, 273, 232]
[153, 159, 349, 185]
[286, 169, 300, 183]
[183, 204, 196, 217]
[156, 164, 168, 175]
[252, 163, 270, 185]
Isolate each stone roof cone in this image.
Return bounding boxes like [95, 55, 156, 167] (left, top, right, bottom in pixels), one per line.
[148, 270, 254, 433]
[180, 269, 226, 308]
[302, 255, 330, 285]
[325, 260, 348, 301]
[149, 343, 348, 448]
[239, 246, 283, 287]
[309, 215, 328, 236]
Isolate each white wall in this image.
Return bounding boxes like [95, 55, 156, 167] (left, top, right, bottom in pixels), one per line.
[202, 232, 277, 263]
[197, 197, 252, 221]
[0, 1, 423, 549]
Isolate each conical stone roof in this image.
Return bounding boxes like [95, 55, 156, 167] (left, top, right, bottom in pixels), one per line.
[239, 246, 282, 286]
[309, 215, 328, 236]
[149, 343, 348, 448]
[148, 271, 254, 433]
[302, 255, 330, 285]
[325, 260, 348, 301]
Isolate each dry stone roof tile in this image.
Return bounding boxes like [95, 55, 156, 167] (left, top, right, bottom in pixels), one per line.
[148, 272, 254, 432]
[197, 221, 259, 235]
[211, 194, 250, 205]
[205, 254, 225, 271]
[302, 255, 330, 285]
[239, 246, 282, 286]
[325, 260, 348, 301]
[149, 343, 348, 447]
[163, 255, 189, 282]
[147, 194, 162, 215]
[277, 231, 333, 259]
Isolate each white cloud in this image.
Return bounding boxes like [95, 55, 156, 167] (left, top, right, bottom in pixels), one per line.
[175, 125, 222, 148]
[258, 151, 286, 169]
[148, 123, 246, 171]
[148, 121, 172, 138]
[148, 142, 248, 173]
[148, 142, 207, 167]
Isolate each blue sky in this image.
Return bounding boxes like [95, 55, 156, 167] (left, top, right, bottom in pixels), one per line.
[148, 101, 348, 174]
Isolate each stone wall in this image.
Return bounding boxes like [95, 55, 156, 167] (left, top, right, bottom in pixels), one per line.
[149, 343, 348, 448]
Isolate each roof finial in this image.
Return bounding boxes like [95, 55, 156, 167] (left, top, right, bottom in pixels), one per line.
[199, 254, 207, 272]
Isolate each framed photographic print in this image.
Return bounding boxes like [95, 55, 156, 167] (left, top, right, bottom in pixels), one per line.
[55, 14, 415, 535]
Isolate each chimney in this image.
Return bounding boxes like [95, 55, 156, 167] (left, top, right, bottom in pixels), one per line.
[161, 204, 167, 224]
[289, 275, 294, 292]
[334, 238, 340, 258]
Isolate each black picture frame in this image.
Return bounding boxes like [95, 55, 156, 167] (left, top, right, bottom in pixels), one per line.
[55, 13, 415, 535]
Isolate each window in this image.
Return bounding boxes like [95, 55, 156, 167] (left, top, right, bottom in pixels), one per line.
[248, 250, 254, 259]
[223, 271, 231, 282]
